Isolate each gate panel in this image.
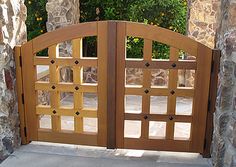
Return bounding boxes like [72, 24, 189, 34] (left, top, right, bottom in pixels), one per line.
[18, 21, 215, 153]
[21, 22, 108, 146]
[116, 22, 213, 153]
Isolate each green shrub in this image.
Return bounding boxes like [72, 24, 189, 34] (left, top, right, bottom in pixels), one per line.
[26, 0, 187, 58]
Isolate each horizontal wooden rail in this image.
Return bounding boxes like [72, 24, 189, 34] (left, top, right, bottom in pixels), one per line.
[36, 105, 97, 118]
[35, 82, 97, 92]
[34, 57, 98, 67]
[126, 60, 197, 69]
[125, 113, 192, 122]
[125, 87, 194, 97]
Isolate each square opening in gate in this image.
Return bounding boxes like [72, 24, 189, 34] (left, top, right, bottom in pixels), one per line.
[61, 116, 74, 131]
[36, 48, 49, 57]
[37, 90, 50, 106]
[174, 122, 191, 140]
[175, 97, 193, 115]
[124, 120, 141, 138]
[177, 70, 195, 88]
[152, 42, 170, 60]
[83, 93, 98, 110]
[59, 66, 73, 83]
[58, 40, 73, 57]
[36, 65, 50, 82]
[83, 117, 98, 133]
[39, 115, 52, 129]
[151, 69, 169, 88]
[126, 37, 144, 59]
[83, 67, 97, 84]
[60, 92, 74, 108]
[149, 121, 166, 139]
[125, 95, 142, 114]
[82, 36, 97, 58]
[125, 68, 143, 86]
[178, 50, 196, 61]
[150, 96, 168, 114]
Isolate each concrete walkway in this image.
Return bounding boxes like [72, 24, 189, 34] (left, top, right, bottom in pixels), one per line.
[0, 142, 212, 167]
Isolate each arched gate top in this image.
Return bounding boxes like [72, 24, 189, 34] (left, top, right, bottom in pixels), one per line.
[25, 20, 211, 57]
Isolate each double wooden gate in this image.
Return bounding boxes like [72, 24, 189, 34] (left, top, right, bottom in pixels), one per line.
[15, 21, 220, 156]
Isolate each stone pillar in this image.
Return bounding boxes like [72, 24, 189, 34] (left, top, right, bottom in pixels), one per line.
[0, 0, 27, 161]
[46, 0, 80, 83]
[188, 0, 220, 48]
[212, 0, 236, 166]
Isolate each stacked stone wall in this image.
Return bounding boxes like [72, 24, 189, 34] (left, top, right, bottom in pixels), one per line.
[0, 0, 27, 161]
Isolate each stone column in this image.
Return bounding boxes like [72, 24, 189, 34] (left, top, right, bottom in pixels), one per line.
[0, 0, 27, 161]
[46, 0, 80, 83]
[212, 0, 236, 166]
[188, 0, 220, 48]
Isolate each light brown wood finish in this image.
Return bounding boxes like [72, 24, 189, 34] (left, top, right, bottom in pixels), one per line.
[32, 22, 97, 53]
[116, 22, 126, 148]
[141, 39, 152, 139]
[166, 47, 179, 140]
[125, 60, 196, 69]
[202, 49, 221, 157]
[97, 21, 108, 146]
[48, 45, 61, 132]
[21, 41, 38, 141]
[126, 22, 198, 57]
[14, 46, 28, 144]
[191, 44, 212, 153]
[72, 38, 83, 133]
[18, 21, 214, 153]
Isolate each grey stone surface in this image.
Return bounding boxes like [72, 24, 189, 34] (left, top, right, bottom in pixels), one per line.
[0, 142, 212, 167]
[0, 0, 26, 162]
[211, 0, 236, 166]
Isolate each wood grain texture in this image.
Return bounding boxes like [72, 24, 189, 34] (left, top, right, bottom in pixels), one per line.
[14, 46, 29, 144]
[97, 21, 108, 147]
[21, 41, 38, 141]
[202, 49, 220, 157]
[191, 44, 212, 153]
[116, 22, 126, 148]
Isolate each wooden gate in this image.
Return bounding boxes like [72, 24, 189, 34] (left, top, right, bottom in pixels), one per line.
[15, 21, 219, 156]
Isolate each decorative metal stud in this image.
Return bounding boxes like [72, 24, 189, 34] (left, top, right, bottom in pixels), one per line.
[144, 115, 148, 120]
[53, 110, 57, 114]
[75, 86, 79, 90]
[145, 62, 150, 67]
[52, 85, 56, 89]
[75, 60, 79, 65]
[75, 111, 80, 116]
[170, 90, 175, 95]
[169, 116, 174, 121]
[51, 60, 55, 64]
[144, 89, 149, 94]
[172, 63, 177, 68]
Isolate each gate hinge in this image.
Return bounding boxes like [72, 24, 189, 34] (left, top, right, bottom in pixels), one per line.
[207, 100, 211, 112]
[204, 138, 207, 149]
[24, 127, 27, 137]
[21, 93, 25, 104]
[19, 55, 23, 67]
[211, 60, 214, 73]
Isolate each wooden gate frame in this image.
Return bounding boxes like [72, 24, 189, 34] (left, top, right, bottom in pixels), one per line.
[14, 21, 220, 157]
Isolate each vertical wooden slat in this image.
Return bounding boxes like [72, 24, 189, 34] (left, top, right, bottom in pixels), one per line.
[97, 21, 108, 146]
[141, 39, 152, 139]
[21, 41, 38, 141]
[202, 49, 220, 157]
[106, 21, 117, 149]
[166, 47, 179, 140]
[191, 44, 212, 153]
[48, 45, 61, 131]
[72, 38, 83, 133]
[15, 46, 28, 144]
[116, 22, 126, 148]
